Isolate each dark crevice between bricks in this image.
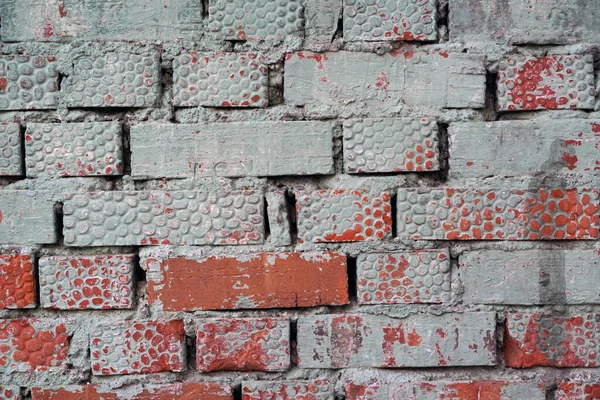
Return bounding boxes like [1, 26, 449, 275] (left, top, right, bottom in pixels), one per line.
[232, 383, 243, 400]
[132, 251, 145, 283]
[346, 256, 358, 304]
[33, 254, 41, 309]
[334, 8, 344, 40]
[545, 382, 557, 400]
[436, 122, 450, 183]
[390, 192, 397, 238]
[57, 72, 65, 92]
[483, 70, 499, 121]
[121, 124, 132, 176]
[437, 0, 449, 40]
[18, 124, 26, 178]
[263, 195, 271, 239]
[290, 318, 298, 367]
[186, 333, 197, 373]
[201, 0, 210, 19]
[54, 202, 64, 246]
[285, 190, 298, 244]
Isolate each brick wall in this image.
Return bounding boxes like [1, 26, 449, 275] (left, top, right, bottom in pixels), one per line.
[0, 0, 599, 399]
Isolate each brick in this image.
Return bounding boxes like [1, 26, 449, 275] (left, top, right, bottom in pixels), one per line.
[0, 254, 35, 309]
[357, 250, 451, 305]
[208, 0, 304, 41]
[173, 52, 268, 107]
[266, 190, 292, 246]
[39, 255, 134, 310]
[1, 0, 203, 42]
[65, 53, 160, 108]
[0, 386, 19, 400]
[297, 313, 496, 368]
[62, 190, 265, 246]
[284, 51, 486, 108]
[343, 0, 437, 42]
[32, 383, 232, 400]
[0, 319, 68, 373]
[346, 380, 544, 400]
[449, 0, 600, 45]
[497, 55, 595, 111]
[90, 320, 185, 375]
[460, 250, 600, 305]
[296, 189, 392, 243]
[242, 380, 333, 400]
[196, 317, 290, 372]
[449, 120, 600, 178]
[130, 122, 333, 179]
[505, 313, 600, 368]
[0, 55, 58, 110]
[0, 191, 56, 245]
[305, 0, 341, 44]
[142, 251, 348, 311]
[25, 123, 123, 178]
[0, 124, 22, 176]
[557, 381, 600, 400]
[343, 118, 439, 173]
[396, 188, 599, 240]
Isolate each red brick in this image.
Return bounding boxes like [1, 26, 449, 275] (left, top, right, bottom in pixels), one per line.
[557, 381, 600, 400]
[0, 254, 35, 309]
[142, 251, 348, 311]
[0, 386, 19, 400]
[196, 318, 290, 372]
[242, 380, 332, 399]
[0, 319, 69, 373]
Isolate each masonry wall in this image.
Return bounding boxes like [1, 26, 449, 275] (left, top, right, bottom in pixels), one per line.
[0, 0, 600, 399]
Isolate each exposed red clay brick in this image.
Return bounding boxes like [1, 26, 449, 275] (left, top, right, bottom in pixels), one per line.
[0, 254, 35, 309]
[556, 381, 600, 399]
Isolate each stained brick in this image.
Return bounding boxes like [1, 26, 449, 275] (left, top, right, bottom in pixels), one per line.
[449, 120, 600, 177]
[25, 123, 123, 178]
[90, 320, 185, 375]
[0, 55, 58, 110]
[0, 124, 22, 176]
[0, 254, 35, 309]
[396, 188, 599, 240]
[0, 319, 69, 373]
[39, 255, 135, 310]
[0, 386, 20, 400]
[296, 189, 392, 243]
[305, 0, 341, 43]
[557, 381, 600, 400]
[62, 191, 265, 246]
[357, 250, 451, 305]
[130, 122, 334, 179]
[0, 191, 56, 245]
[297, 313, 496, 368]
[64, 53, 160, 108]
[505, 313, 600, 368]
[343, 118, 439, 173]
[343, 0, 437, 42]
[242, 380, 333, 400]
[497, 55, 595, 111]
[284, 51, 486, 109]
[196, 317, 290, 372]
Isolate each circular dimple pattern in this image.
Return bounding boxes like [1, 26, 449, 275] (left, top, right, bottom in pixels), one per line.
[344, 118, 439, 173]
[0, 124, 22, 176]
[0, 254, 35, 309]
[0, 386, 19, 400]
[0, 55, 58, 111]
[357, 251, 451, 305]
[66, 53, 160, 108]
[343, 0, 437, 41]
[497, 55, 596, 111]
[174, 53, 269, 107]
[243, 380, 332, 399]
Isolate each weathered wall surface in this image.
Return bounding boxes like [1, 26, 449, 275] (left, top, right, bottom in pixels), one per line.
[1, 0, 600, 399]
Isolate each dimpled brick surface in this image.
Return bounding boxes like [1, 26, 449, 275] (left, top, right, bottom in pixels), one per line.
[343, 0, 437, 42]
[557, 381, 600, 400]
[0, 124, 22, 176]
[173, 52, 268, 107]
[65, 53, 160, 108]
[39, 255, 134, 310]
[0, 319, 68, 373]
[25, 123, 123, 177]
[296, 190, 392, 243]
[343, 118, 439, 173]
[497, 55, 595, 111]
[90, 320, 185, 375]
[0, 55, 58, 110]
[242, 380, 333, 400]
[357, 250, 451, 305]
[396, 188, 599, 240]
[62, 191, 265, 246]
[0, 254, 35, 309]
[505, 313, 600, 368]
[0, 386, 19, 400]
[196, 318, 290, 372]
[209, 0, 304, 41]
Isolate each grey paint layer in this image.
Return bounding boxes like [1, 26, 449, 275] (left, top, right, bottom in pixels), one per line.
[0, 191, 56, 244]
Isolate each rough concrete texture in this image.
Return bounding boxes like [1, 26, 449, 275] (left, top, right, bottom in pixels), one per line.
[265, 189, 293, 246]
[242, 380, 333, 399]
[305, 0, 341, 44]
[0, 191, 56, 244]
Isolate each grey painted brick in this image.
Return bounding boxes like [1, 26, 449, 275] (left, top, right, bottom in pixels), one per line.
[305, 0, 341, 44]
[449, 120, 600, 178]
[130, 122, 334, 179]
[0, 191, 56, 245]
[25, 123, 123, 178]
[0, 55, 58, 110]
[62, 191, 265, 246]
[460, 250, 600, 305]
[1, 0, 203, 42]
[0, 124, 22, 176]
[173, 52, 269, 107]
[450, 0, 600, 44]
[284, 51, 486, 108]
[65, 53, 161, 108]
[297, 312, 496, 368]
[243, 380, 333, 399]
[266, 190, 292, 246]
